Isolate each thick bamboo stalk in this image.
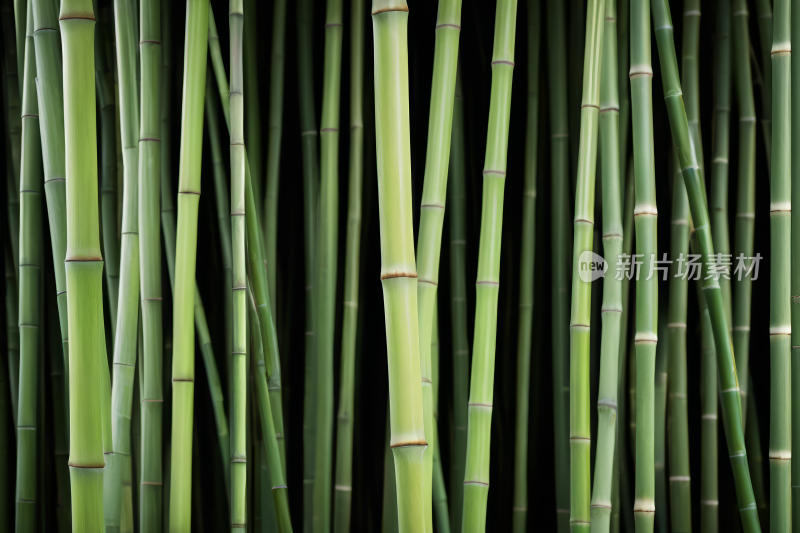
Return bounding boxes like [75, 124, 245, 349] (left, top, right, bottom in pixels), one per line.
[296, 0, 320, 528]
[589, 1, 621, 530]
[371, 1, 427, 529]
[263, 0, 287, 319]
[754, 0, 773, 170]
[769, 0, 792, 527]
[1, 1, 22, 278]
[731, 0, 757, 422]
[168, 0, 209, 528]
[413, 1, 462, 531]
[107, 0, 141, 527]
[650, 0, 761, 529]
[545, 0, 571, 527]
[59, 0, 105, 528]
[629, 0, 657, 529]
[512, 0, 539, 531]
[138, 0, 163, 529]
[229, 1, 247, 529]
[791, 0, 800, 521]
[16, 6, 43, 528]
[567, 0, 604, 530]
[332, 0, 365, 529]
[314, 1, 344, 529]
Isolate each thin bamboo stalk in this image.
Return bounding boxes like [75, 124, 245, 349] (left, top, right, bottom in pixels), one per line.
[4, 249, 19, 430]
[332, 0, 365, 529]
[629, 0, 657, 528]
[430, 301, 449, 533]
[651, 0, 761, 529]
[1, 1, 22, 278]
[59, 0, 105, 528]
[567, 1, 605, 530]
[697, 268, 717, 532]
[512, 1, 539, 531]
[754, 0, 773, 170]
[731, 0, 757, 423]
[263, 0, 287, 319]
[138, 0, 163, 529]
[617, 0, 630, 197]
[12, 0, 23, 93]
[545, 0, 571, 526]
[243, 0, 261, 224]
[653, 308, 667, 533]
[16, 6, 43, 528]
[296, 0, 320, 528]
[168, 0, 209, 528]
[790, 0, 800, 521]
[413, 0, 462, 530]
[107, 0, 141, 527]
[371, 1, 427, 529]
[229, 1, 247, 529]
[315, 0, 344, 529]
[745, 377, 769, 528]
[769, 0, 792, 527]
[589, 1, 621, 530]
[447, 65, 468, 533]
[381, 406, 398, 533]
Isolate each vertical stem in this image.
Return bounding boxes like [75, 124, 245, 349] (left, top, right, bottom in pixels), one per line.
[754, 0, 773, 171]
[16, 4, 43, 529]
[59, 0, 105, 528]
[168, 0, 208, 528]
[333, 0, 364, 529]
[545, 1, 572, 527]
[790, 0, 800, 523]
[242, 0, 261, 222]
[2, 0, 22, 279]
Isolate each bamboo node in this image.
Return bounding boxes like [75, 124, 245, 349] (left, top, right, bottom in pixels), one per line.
[325, 22, 343, 27]
[421, 203, 445, 210]
[770, 202, 791, 212]
[463, 481, 489, 486]
[768, 452, 791, 460]
[482, 169, 506, 176]
[771, 45, 791, 54]
[597, 399, 617, 411]
[335, 485, 352, 492]
[436, 23, 461, 30]
[701, 414, 717, 420]
[390, 440, 427, 448]
[491, 60, 515, 67]
[634, 332, 658, 343]
[301, 130, 318, 136]
[655, 25, 673, 31]
[769, 326, 791, 335]
[141, 481, 163, 485]
[700, 500, 719, 506]
[476, 281, 500, 286]
[419, 279, 438, 286]
[669, 476, 691, 482]
[667, 323, 687, 328]
[372, 4, 409, 15]
[380, 271, 417, 280]
[321, 127, 339, 133]
[732, 10, 748, 16]
[590, 504, 612, 509]
[736, 212, 755, 218]
[629, 65, 654, 77]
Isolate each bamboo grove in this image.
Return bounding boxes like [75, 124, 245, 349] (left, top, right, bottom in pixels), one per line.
[2, 0, 800, 531]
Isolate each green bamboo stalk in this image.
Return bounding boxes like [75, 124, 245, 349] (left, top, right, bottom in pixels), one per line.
[731, 0, 757, 423]
[745, 377, 768, 528]
[630, 0, 657, 528]
[589, 1, 621, 530]
[617, 0, 630, 197]
[697, 272, 718, 532]
[447, 64, 468, 533]
[168, 0, 209, 528]
[207, 8, 229, 128]
[94, 7, 120, 336]
[2, 0, 22, 278]
[314, 1, 344, 529]
[653, 309, 667, 533]
[381, 407, 398, 533]
[242, 0, 261, 223]
[569, 0, 585, 179]
[229, 1, 247, 529]
[791, 0, 800, 520]
[16, 6, 43, 528]
[769, 0, 792, 528]
[545, 0, 571, 527]
[107, 0, 141, 528]
[12, 0, 23, 93]
[4, 249, 19, 430]
[651, 0, 761, 529]
[138, 0, 163, 529]
[246, 286, 294, 533]
[296, 0, 320, 529]
[371, 1, 427, 529]
[567, 1, 604, 530]
[263, 0, 286, 319]
[512, 1, 539, 531]
[413, 0, 462, 531]
[430, 301, 449, 533]
[754, 0, 773, 171]
[332, 0, 364, 529]
[59, 0, 105, 528]
[616, 159, 635, 533]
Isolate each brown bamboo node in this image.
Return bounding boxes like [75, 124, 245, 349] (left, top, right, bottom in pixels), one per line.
[570, 437, 590, 441]
[389, 439, 427, 448]
[581, 104, 599, 109]
[633, 510, 656, 514]
[59, 14, 96, 21]
[468, 402, 492, 407]
[772, 48, 791, 55]
[570, 324, 590, 330]
[769, 454, 791, 461]
[599, 107, 619, 114]
[492, 60, 515, 66]
[605, 17, 615, 21]
[601, 308, 622, 314]
[172, 378, 195, 382]
[34, 27, 58, 33]
[114, 362, 134, 367]
[179, 190, 201, 195]
[421, 204, 445, 210]
[231, 142, 245, 146]
[140, 40, 162, 45]
[436, 23, 461, 30]
[372, 4, 409, 15]
[141, 399, 163, 403]
[463, 480, 489, 486]
[421, 377, 432, 384]
[45, 178, 66, 183]
[629, 65, 654, 77]
[419, 279, 437, 286]
[602, 233, 622, 240]
[380, 271, 417, 280]
[69, 463, 105, 469]
[122, 231, 138, 235]
[574, 218, 594, 226]
[143, 297, 163, 301]
[140, 138, 161, 142]
[65, 257, 104, 262]
[700, 500, 719, 506]
[590, 504, 612, 509]
[21, 114, 39, 118]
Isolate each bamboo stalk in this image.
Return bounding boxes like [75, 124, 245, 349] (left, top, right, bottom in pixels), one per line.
[650, 0, 761, 529]
[16, 5, 43, 528]
[4, 248, 19, 430]
[2, 0, 22, 278]
[545, 0, 571, 527]
[242, 0, 261, 224]
[629, 0, 657, 529]
[754, 0, 773, 170]
[413, 1, 462, 531]
[332, 0, 365, 529]
[314, 1, 344, 529]
[653, 307, 668, 533]
[512, 0, 539, 531]
[138, 0, 163, 528]
[168, 0, 209, 528]
[229, 1, 247, 529]
[12, 0, 23, 94]
[430, 301, 449, 533]
[769, 0, 792, 527]
[107, 0, 141, 527]
[371, 1, 427, 529]
[588, 1, 621, 530]
[697, 266, 718, 532]
[731, 0, 757, 423]
[296, 0, 320, 528]
[59, 0, 105, 528]
[447, 65, 468, 533]
[263, 0, 287, 320]
[745, 377, 769, 528]
[567, 0, 604, 530]
[790, 0, 800, 519]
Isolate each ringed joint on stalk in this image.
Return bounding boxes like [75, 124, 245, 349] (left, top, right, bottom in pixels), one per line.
[463, 481, 489, 486]
[372, 4, 408, 15]
[597, 399, 617, 411]
[770, 202, 791, 212]
[629, 65, 654, 77]
[380, 271, 417, 280]
[389, 440, 427, 448]
[59, 14, 96, 21]
[771, 45, 792, 55]
[468, 402, 492, 408]
[590, 504, 612, 509]
[491, 60, 515, 67]
[634, 205, 658, 216]
[436, 23, 461, 30]
[634, 332, 658, 344]
[769, 326, 791, 335]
